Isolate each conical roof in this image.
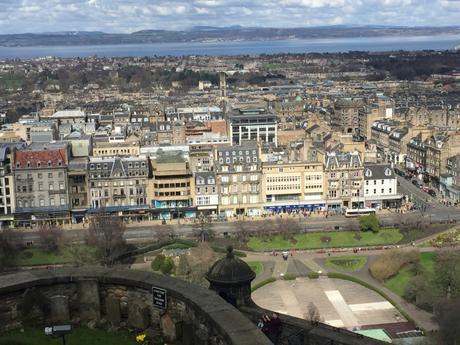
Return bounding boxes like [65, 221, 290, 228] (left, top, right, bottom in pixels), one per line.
[206, 246, 256, 284]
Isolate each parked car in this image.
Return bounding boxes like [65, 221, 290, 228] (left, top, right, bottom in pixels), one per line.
[404, 174, 412, 180]
[428, 189, 437, 197]
[411, 179, 421, 188]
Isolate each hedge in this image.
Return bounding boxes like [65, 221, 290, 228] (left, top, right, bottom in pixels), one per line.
[118, 239, 197, 260]
[251, 277, 276, 292]
[326, 272, 416, 327]
[211, 246, 247, 257]
[307, 271, 320, 279]
[283, 273, 297, 280]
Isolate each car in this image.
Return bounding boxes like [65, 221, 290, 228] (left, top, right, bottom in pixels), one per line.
[411, 179, 420, 187]
[404, 174, 412, 180]
[428, 189, 437, 197]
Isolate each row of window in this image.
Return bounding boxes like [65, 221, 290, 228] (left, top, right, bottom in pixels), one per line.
[90, 188, 145, 198]
[89, 161, 146, 170]
[221, 175, 258, 183]
[196, 187, 217, 194]
[17, 172, 64, 180]
[93, 149, 139, 156]
[218, 150, 257, 156]
[16, 160, 63, 169]
[155, 191, 191, 197]
[90, 170, 146, 179]
[196, 178, 215, 185]
[219, 157, 258, 164]
[17, 197, 66, 208]
[154, 182, 191, 188]
[366, 188, 393, 194]
[267, 176, 301, 183]
[221, 195, 259, 205]
[17, 183, 65, 193]
[221, 186, 259, 193]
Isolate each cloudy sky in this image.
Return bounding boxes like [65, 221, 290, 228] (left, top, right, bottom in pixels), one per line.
[1, 0, 460, 34]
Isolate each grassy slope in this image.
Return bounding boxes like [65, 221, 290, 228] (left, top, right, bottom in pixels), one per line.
[247, 229, 403, 251]
[247, 261, 264, 275]
[384, 252, 436, 297]
[16, 246, 95, 266]
[0, 328, 137, 345]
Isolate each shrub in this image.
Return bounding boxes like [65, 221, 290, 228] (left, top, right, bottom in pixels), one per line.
[211, 246, 247, 257]
[307, 271, 320, 279]
[369, 249, 420, 282]
[359, 214, 380, 233]
[251, 277, 276, 292]
[151, 254, 165, 271]
[283, 273, 297, 280]
[160, 257, 175, 275]
[320, 236, 331, 243]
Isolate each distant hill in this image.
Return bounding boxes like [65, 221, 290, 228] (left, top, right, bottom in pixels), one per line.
[1, 26, 459, 47]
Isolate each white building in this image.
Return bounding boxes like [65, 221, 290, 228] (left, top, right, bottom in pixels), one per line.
[195, 172, 219, 215]
[363, 164, 403, 209]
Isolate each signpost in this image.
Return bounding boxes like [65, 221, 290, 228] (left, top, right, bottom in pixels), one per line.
[152, 287, 167, 310]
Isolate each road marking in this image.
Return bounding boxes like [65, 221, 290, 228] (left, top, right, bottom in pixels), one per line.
[324, 290, 359, 328]
[349, 302, 394, 312]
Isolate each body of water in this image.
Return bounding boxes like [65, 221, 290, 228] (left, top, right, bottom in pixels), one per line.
[0, 34, 459, 59]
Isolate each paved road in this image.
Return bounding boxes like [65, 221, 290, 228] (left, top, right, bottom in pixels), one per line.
[18, 206, 460, 245]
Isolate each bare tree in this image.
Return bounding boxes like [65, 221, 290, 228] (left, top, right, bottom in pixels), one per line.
[305, 302, 322, 322]
[275, 218, 301, 240]
[193, 214, 214, 242]
[235, 220, 251, 244]
[86, 213, 127, 267]
[37, 224, 63, 253]
[0, 229, 23, 268]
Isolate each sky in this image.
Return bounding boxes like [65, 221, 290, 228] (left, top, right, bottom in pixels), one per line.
[0, 0, 460, 34]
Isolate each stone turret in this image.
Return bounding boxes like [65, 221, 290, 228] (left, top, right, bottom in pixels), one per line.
[206, 246, 255, 307]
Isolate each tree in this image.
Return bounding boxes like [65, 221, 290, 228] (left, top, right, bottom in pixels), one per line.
[86, 214, 127, 267]
[235, 220, 251, 244]
[0, 229, 23, 268]
[435, 298, 460, 345]
[37, 224, 63, 253]
[305, 302, 321, 322]
[192, 214, 214, 242]
[275, 218, 302, 240]
[434, 250, 460, 299]
[67, 242, 97, 267]
[176, 255, 191, 277]
[359, 214, 380, 233]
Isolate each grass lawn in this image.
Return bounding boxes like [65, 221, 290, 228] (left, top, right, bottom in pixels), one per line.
[247, 261, 264, 275]
[325, 255, 368, 272]
[247, 229, 403, 251]
[384, 252, 436, 297]
[0, 327, 137, 345]
[16, 246, 95, 266]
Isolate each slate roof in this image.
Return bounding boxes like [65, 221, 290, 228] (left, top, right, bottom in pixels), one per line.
[364, 164, 394, 180]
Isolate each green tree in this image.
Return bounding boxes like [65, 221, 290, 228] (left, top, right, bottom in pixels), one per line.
[151, 254, 165, 271]
[434, 250, 460, 298]
[160, 257, 175, 275]
[435, 298, 460, 345]
[0, 229, 23, 268]
[359, 214, 380, 233]
[176, 255, 191, 277]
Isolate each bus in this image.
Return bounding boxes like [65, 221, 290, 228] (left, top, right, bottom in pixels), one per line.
[344, 208, 376, 217]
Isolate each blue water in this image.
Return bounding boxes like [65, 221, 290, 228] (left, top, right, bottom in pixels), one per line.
[0, 34, 459, 59]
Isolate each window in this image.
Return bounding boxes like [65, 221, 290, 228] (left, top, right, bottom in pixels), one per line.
[60, 182, 64, 190]
[373, 189, 377, 194]
[38, 173, 42, 179]
[60, 198, 65, 206]
[38, 183, 43, 191]
[48, 173, 53, 178]
[48, 160, 52, 167]
[39, 199, 45, 207]
[222, 176, 229, 183]
[381, 189, 384, 194]
[49, 183, 54, 190]
[389, 188, 392, 193]
[50, 199, 55, 206]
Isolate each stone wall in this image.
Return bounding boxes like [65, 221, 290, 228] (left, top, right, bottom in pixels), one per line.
[240, 305, 387, 345]
[0, 267, 271, 345]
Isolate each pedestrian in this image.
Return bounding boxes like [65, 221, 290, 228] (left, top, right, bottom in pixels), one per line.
[266, 313, 282, 344]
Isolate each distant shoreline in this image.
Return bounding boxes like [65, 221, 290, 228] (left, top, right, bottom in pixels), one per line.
[1, 34, 459, 59]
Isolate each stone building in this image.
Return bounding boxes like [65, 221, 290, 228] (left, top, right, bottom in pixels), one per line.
[195, 171, 219, 216]
[363, 164, 402, 209]
[216, 142, 262, 217]
[331, 97, 366, 135]
[425, 132, 460, 183]
[324, 151, 364, 210]
[228, 103, 277, 146]
[261, 161, 325, 214]
[406, 133, 428, 173]
[87, 156, 149, 218]
[0, 143, 25, 225]
[68, 158, 89, 222]
[13, 146, 70, 223]
[148, 151, 195, 220]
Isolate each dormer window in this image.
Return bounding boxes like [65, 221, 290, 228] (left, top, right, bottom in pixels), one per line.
[16, 162, 20, 168]
[37, 161, 41, 168]
[27, 161, 31, 168]
[58, 160, 62, 167]
[48, 160, 52, 167]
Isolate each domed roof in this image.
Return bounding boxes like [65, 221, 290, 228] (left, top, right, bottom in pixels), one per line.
[206, 246, 256, 284]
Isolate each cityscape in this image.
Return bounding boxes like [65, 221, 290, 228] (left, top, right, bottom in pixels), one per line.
[0, 2, 460, 345]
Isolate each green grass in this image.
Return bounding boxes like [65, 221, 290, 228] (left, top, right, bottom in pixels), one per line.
[0, 327, 137, 345]
[16, 246, 95, 266]
[384, 252, 436, 297]
[325, 255, 368, 272]
[247, 229, 403, 251]
[247, 261, 264, 275]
